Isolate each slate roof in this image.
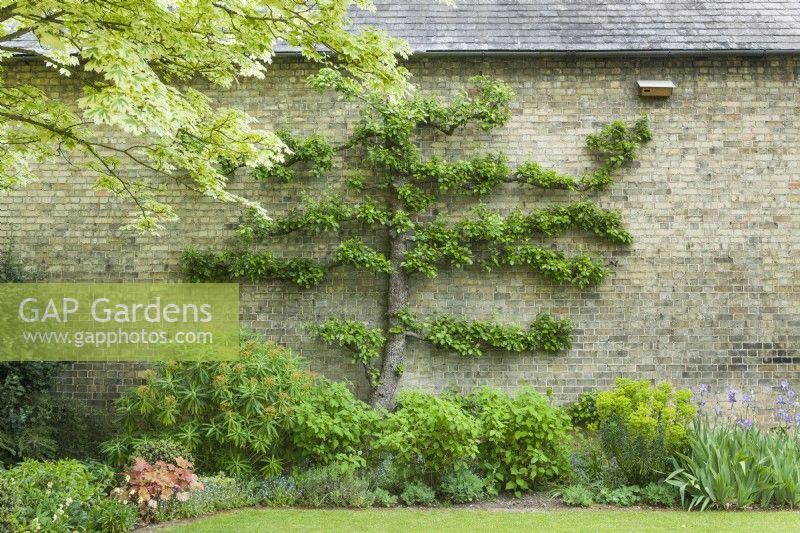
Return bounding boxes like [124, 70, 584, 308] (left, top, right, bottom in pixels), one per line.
[7, 1, 800, 56]
[351, 0, 800, 54]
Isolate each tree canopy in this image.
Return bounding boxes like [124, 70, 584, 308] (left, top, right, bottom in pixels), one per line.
[0, 0, 426, 231]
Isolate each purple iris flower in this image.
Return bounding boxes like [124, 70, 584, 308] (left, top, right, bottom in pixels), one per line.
[778, 408, 790, 423]
[736, 419, 754, 429]
[781, 380, 790, 392]
[777, 395, 786, 405]
[699, 383, 709, 394]
[713, 405, 722, 417]
[728, 389, 737, 404]
[743, 393, 752, 406]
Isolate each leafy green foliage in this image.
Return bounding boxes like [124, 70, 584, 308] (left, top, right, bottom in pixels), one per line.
[400, 201, 628, 283]
[516, 115, 652, 193]
[595, 485, 642, 506]
[108, 337, 378, 479]
[439, 469, 486, 503]
[291, 379, 381, 468]
[641, 481, 678, 507]
[311, 318, 386, 366]
[0, 245, 32, 282]
[0, 0, 419, 231]
[585, 116, 653, 176]
[128, 436, 194, 465]
[370, 487, 399, 507]
[155, 475, 263, 521]
[86, 498, 138, 533]
[557, 484, 594, 507]
[399, 482, 437, 506]
[259, 476, 301, 507]
[0, 459, 115, 532]
[516, 162, 579, 191]
[239, 197, 393, 240]
[181, 248, 327, 288]
[108, 337, 316, 477]
[414, 153, 511, 198]
[376, 392, 480, 486]
[596, 379, 696, 485]
[334, 238, 393, 274]
[53, 399, 118, 463]
[253, 130, 334, 182]
[466, 387, 572, 496]
[0, 475, 21, 532]
[397, 311, 572, 357]
[0, 362, 61, 464]
[667, 419, 800, 510]
[565, 391, 599, 429]
[292, 463, 374, 508]
[1, 250, 111, 464]
[567, 432, 625, 488]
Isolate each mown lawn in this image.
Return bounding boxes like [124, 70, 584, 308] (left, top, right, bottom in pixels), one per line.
[157, 508, 800, 533]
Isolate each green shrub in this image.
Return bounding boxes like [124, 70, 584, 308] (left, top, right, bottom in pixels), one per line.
[370, 487, 398, 507]
[156, 475, 262, 521]
[0, 249, 65, 466]
[667, 419, 800, 510]
[291, 379, 380, 468]
[128, 436, 194, 465]
[0, 245, 31, 283]
[595, 485, 642, 506]
[557, 484, 593, 507]
[51, 399, 117, 462]
[641, 481, 678, 507]
[568, 433, 624, 487]
[0, 459, 111, 532]
[596, 379, 695, 485]
[376, 391, 480, 486]
[293, 463, 373, 507]
[565, 391, 599, 429]
[467, 387, 571, 495]
[108, 336, 316, 477]
[260, 476, 300, 507]
[439, 469, 485, 503]
[0, 474, 21, 531]
[399, 482, 436, 506]
[0, 361, 62, 464]
[86, 499, 137, 533]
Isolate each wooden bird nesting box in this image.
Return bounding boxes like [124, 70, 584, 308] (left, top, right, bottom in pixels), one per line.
[637, 80, 675, 97]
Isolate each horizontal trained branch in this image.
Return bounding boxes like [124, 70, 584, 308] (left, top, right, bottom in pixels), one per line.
[182, 238, 392, 287]
[238, 196, 392, 240]
[310, 317, 386, 366]
[402, 201, 626, 286]
[250, 129, 335, 182]
[334, 238, 393, 274]
[181, 248, 327, 288]
[395, 310, 572, 357]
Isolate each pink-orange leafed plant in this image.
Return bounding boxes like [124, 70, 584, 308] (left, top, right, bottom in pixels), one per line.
[113, 456, 203, 521]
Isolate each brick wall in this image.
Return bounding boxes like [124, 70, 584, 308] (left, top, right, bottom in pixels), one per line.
[1, 54, 798, 414]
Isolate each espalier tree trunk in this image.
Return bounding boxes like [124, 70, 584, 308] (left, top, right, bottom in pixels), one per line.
[182, 69, 653, 409]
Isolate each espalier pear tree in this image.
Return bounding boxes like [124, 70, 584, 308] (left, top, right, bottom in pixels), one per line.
[0, 0, 424, 232]
[183, 73, 653, 408]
